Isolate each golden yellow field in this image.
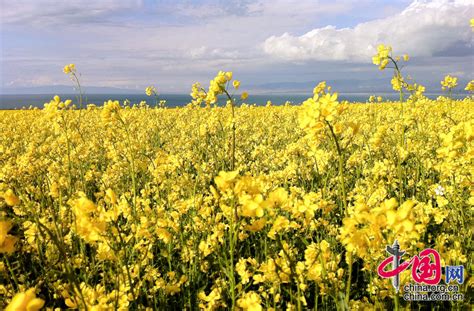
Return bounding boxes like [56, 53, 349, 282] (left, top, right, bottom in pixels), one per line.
[1, 87, 472, 309]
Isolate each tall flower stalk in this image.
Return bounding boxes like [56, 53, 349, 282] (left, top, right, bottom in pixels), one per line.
[372, 45, 413, 201]
[190, 71, 247, 171]
[298, 82, 350, 215]
[63, 64, 85, 109]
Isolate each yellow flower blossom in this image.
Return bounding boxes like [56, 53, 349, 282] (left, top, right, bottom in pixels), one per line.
[3, 189, 20, 206]
[145, 86, 157, 96]
[372, 44, 392, 70]
[105, 188, 118, 205]
[6, 288, 45, 311]
[215, 170, 239, 191]
[441, 75, 458, 91]
[233, 80, 241, 89]
[465, 80, 474, 92]
[198, 287, 222, 310]
[63, 63, 75, 74]
[70, 193, 106, 243]
[0, 220, 18, 254]
[237, 291, 262, 311]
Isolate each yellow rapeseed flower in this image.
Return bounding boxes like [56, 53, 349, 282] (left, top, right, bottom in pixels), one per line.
[233, 80, 240, 89]
[465, 80, 474, 92]
[372, 44, 392, 70]
[63, 63, 75, 74]
[145, 86, 157, 96]
[3, 189, 20, 206]
[215, 171, 239, 191]
[237, 291, 262, 311]
[0, 220, 18, 254]
[6, 288, 45, 311]
[441, 75, 458, 91]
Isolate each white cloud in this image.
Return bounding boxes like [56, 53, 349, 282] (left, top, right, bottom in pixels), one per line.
[1, 0, 142, 24]
[6, 75, 58, 87]
[247, 0, 351, 17]
[263, 0, 473, 62]
[189, 46, 241, 60]
[2, 0, 472, 92]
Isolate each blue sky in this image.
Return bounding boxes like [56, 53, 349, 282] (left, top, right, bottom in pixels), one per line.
[0, 0, 472, 94]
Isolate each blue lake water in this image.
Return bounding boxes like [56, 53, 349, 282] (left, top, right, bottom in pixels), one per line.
[0, 93, 465, 109]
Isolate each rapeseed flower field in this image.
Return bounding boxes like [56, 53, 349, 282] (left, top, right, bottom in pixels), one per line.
[1, 46, 473, 310]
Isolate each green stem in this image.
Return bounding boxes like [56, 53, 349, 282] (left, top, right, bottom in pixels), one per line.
[71, 72, 84, 109]
[394, 292, 399, 311]
[62, 116, 74, 195]
[118, 116, 137, 218]
[228, 200, 237, 309]
[4, 256, 20, 290]
[325, 121, 348, 214]
[387, 56, 406, 202]
[114, 221, 137, 302]
[223, 89, 236, 171]
[277, 236, 302, 311]
[35, 220, 89, 311]
[345, 254, 353, 307]
[388, 56, 404, 103]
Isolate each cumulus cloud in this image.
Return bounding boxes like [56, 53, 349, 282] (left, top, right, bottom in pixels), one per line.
[1, 0, 472, 92]
[263, 0, 473, 62]
[189, 46, 241, 60]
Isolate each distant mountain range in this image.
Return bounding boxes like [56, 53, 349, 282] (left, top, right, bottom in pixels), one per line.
[1, 78, 470, 95]
[0, 85, 144, 95]
[249, 78, 471, 95]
